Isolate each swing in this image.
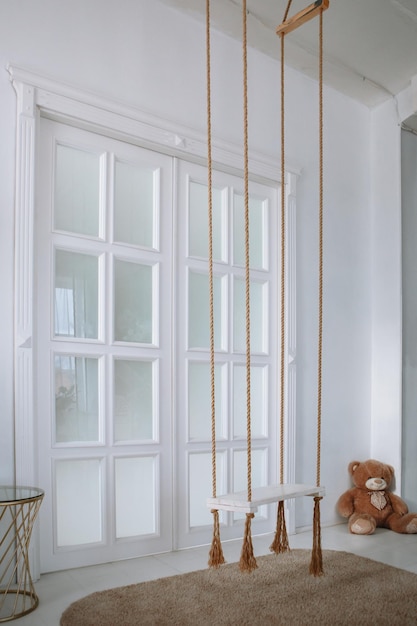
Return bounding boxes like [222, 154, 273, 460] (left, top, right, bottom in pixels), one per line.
[206, 0, 328, 575]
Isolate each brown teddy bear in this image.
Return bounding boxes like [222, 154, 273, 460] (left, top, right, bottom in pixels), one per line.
[337, 459, 417, 535]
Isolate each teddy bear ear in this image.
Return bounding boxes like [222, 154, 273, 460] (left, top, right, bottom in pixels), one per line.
[348, 460, 361, 475]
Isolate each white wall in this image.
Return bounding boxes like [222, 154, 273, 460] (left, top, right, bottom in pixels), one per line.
[0, 0, 373, 529]
[401, 128, 417, 510]
[370, 99, 402, 471]
[369, 80, 416, 483]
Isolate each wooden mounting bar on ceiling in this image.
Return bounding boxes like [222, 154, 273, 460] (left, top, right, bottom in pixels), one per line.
[276, 0, 329, 37]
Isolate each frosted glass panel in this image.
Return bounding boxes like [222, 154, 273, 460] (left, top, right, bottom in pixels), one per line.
[54, 250, 99, 339]
[115, 456, 156, 538]
[188, 271, 223, 349]
[189, 452, 226, 527]
[114, 160, 155, 248]
[233, 193, 266, 270]
[54, 144, 100, 236]
[189, 181, 224, 261]
[114, 359, 154, 442]
[233, 448, 267, 520]
[55, 355, 99, 443]
[114, 259, 153, 343]
[233, 278, 265, 353]
[233, 365, 266, 438]
[55, 459, 102, 547]
[188, 361, 226, 440]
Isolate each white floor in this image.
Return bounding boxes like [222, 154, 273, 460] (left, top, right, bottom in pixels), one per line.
[16, 524, 417, 626]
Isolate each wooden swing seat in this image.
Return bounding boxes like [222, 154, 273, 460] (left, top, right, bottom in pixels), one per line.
[208, 483, 325, 514]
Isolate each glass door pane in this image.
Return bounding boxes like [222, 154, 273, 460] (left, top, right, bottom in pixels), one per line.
[55, 458, 103, 547]
[233, 193, 267, 270]
[188, 180, 226, 261]
[113, 359, 155, 442]
[54, 355, 100, 443]
[54, 250, 99, 340]
[54, 143, 101, 237]
[114, 160, 157, 248]
[188, 271, 225, 350]
[114, 259, 154, 344]
[36, 118, 173, 572]
[114, 456, 157, 538]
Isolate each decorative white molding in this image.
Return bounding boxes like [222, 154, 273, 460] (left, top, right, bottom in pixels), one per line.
[7, 64, 301, 184]
[13, 79, 36, 483]
[11, 77, 40, 579]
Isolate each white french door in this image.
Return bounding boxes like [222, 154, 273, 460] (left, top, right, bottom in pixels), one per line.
[175, 160, 279, 549]
[35, 118, 281, 572]
[36, 119, 174, 572]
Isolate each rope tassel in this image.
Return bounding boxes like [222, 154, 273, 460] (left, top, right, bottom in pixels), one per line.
[239, 513, 258, 573]
[270, 500, 290, 554]
[309, 496, 324, 576]
[208, 509, 226, 568]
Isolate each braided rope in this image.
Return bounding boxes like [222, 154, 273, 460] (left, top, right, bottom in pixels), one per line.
[310, 7, 325, 577]
[242, 0, 252, 504]
[279, 32, 286, 486]
[206, 0, 225, 569]
[206, 0, 217, 501]
[316, 7, 324, 490]
[283, 0, 294, 22]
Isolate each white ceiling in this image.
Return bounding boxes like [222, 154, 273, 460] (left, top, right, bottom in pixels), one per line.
[160, 0, 417, 127]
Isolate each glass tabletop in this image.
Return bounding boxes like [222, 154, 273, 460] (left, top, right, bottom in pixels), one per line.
[0, 486, 44, 504]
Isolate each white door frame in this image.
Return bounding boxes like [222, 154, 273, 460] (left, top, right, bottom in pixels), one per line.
[8, 64, 298, 576]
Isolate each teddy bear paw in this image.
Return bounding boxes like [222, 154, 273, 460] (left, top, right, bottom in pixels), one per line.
[405, 518, 417, 534]
[350, 518, 375, 535]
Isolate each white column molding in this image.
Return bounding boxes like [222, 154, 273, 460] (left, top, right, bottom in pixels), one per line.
[12, 78, 36, 487]
[11, 78, 40, 579]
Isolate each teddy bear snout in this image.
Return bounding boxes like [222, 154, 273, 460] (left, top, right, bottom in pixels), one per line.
[365, 477, 386, 491]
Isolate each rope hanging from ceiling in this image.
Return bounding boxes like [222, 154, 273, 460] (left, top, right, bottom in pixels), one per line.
[206, 0, 328, 576]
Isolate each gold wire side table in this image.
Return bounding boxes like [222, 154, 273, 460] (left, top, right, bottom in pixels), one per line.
[0, 486, 44, 622]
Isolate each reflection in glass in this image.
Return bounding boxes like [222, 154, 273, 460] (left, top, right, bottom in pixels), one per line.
[188, 361, 226, 440]
[189, 181, 224, 261]
[54, 144, 100, 236]
[233, 364, 266, 438]
[115, 456, 156, 538]
[233, 278, 265, 353]
[114, 160, 155, 248]
[188, 271, 223, 349]
[233, 193, 266, 270]
[55, 355, 99, 443]
[114, 259, 153, 343]
[189, 452, 226, 527]
[114, 359, 154, 442]
[54, 250, 99, 339]
[56, 458, 102, 546]
[233, 448, 267, 520]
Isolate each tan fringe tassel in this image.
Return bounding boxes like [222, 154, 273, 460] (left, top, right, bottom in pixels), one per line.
[269, 500, 290, 554]
[208, 509, 226, 568]
[309, 496, 324, 576]
[239, 513, 258, 573]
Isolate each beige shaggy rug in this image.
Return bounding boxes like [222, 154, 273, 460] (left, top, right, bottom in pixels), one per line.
[60, 549, 417, 625]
